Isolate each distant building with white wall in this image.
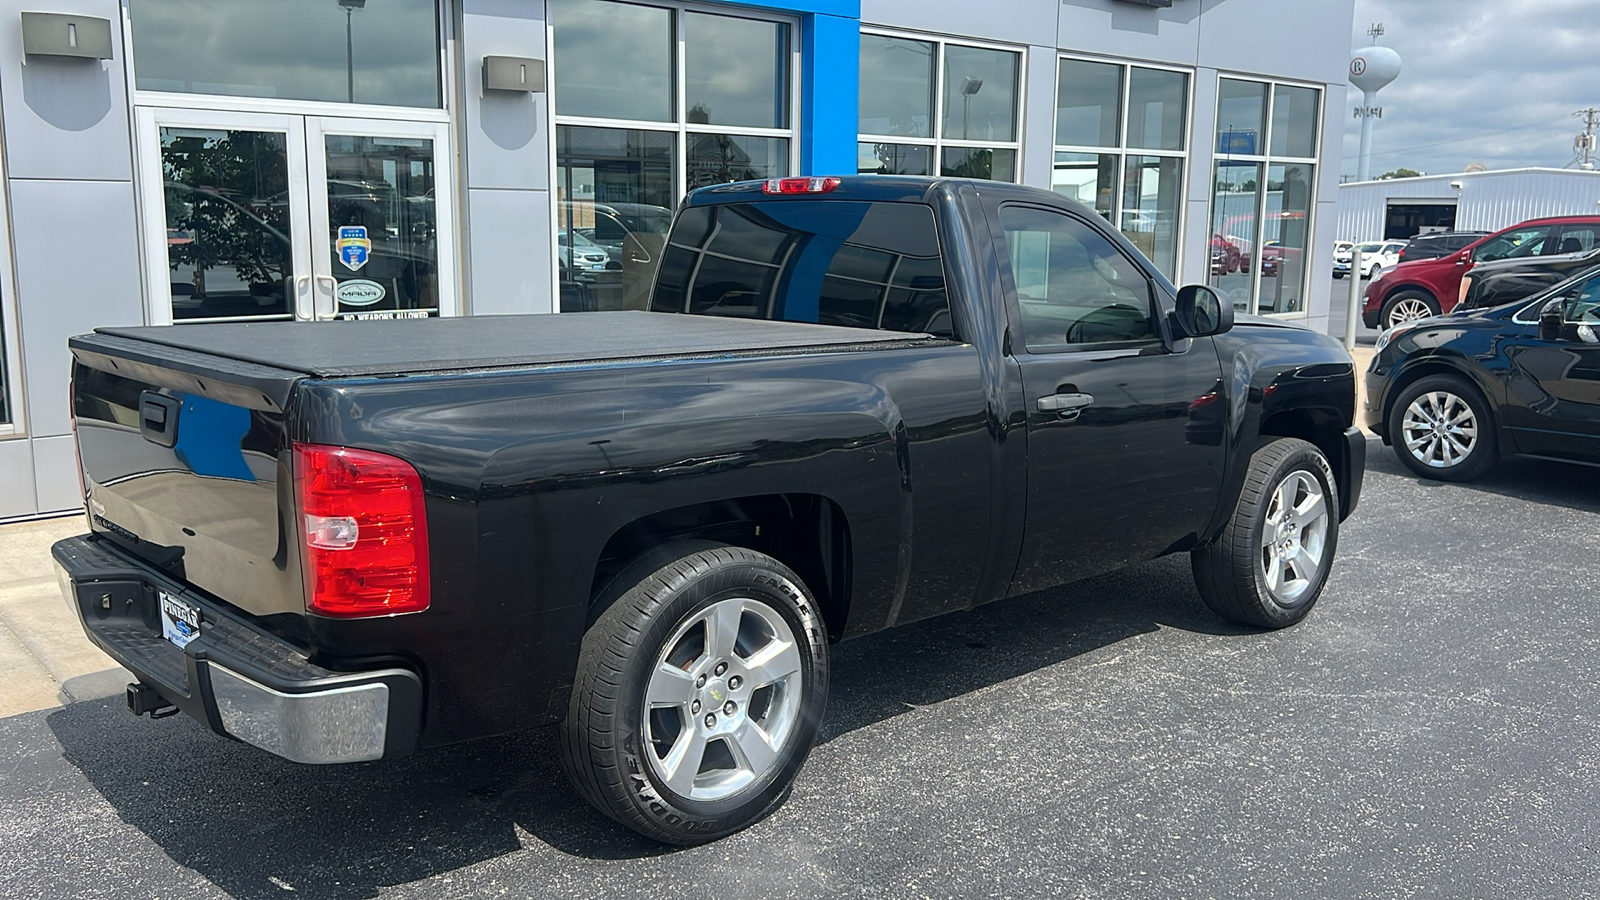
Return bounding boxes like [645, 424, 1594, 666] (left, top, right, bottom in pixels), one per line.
[1337, 168, 1600, 241]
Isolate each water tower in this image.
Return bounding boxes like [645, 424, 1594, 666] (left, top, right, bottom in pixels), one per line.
[1350, 24, 1402, 181]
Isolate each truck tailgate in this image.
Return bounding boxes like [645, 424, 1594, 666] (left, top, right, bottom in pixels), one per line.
[69, 333, 305, 618]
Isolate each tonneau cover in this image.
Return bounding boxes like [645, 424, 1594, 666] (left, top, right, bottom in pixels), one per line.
[94, 310, 929, 378]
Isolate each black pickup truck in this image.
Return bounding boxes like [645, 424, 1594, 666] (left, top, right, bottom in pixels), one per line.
[54, 176, 1363, 844]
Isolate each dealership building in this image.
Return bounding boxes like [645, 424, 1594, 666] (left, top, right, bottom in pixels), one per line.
[0, 0, 1355, 520]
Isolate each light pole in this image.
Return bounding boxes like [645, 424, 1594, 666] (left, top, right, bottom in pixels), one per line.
[959, 76, 983, 140]
[339, 0, 366, 103]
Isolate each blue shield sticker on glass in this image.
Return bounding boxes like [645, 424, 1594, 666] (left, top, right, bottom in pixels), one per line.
[337, 225, 371, 271]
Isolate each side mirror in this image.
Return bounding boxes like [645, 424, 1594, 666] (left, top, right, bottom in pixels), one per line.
[1173, 285, 1234, 338]
[1539, 297, 1565, 342]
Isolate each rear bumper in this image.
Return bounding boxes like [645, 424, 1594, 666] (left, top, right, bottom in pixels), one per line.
[52, 534, 422, 764]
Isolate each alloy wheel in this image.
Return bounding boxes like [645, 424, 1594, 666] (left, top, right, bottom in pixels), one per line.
[1387, 297, 1434, 328]
[1401, 390, 1478, 469]
[642, 596, 803, 802]
[1259, 470, 1330, 606]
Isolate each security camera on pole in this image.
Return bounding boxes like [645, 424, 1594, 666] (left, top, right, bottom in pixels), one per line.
[1350, 24, 1401, 182]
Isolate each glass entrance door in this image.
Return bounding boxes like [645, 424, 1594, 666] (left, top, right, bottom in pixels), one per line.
[137, 109, 455, 324]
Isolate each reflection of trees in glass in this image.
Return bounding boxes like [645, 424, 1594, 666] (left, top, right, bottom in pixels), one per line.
[943, 149, 994, 180]
[866, 143, 924, 175]
[161, 131, 290, 297]
[687, 133, 765, 187]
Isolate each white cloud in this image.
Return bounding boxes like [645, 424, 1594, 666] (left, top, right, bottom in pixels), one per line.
[1342, 0, 1600, 178]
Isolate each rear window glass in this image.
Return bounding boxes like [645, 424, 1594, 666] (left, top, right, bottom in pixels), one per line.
[650, 200, 954, 339]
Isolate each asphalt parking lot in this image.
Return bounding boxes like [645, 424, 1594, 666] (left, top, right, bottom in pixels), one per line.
[4, 439, 1598, 899]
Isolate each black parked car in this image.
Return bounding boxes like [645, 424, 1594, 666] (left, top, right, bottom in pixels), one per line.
[1396, 231, 1489, 264]
[1365, 265, 1600, 480]
[1458, 247, 1600, 311]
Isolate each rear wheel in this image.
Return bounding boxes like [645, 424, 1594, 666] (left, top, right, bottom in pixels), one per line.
[1192, 438, 1339, 629]
[1380, 290, 1439, 329]
[560, 543, 829, 845]
[1386, 374, 1497, 481]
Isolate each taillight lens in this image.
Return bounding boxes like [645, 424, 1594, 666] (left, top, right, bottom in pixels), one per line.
[763, 176, 842, 195]
[293, 443, 430, 618]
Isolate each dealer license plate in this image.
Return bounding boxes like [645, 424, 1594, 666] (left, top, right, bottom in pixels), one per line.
[159, 591, 201, 649]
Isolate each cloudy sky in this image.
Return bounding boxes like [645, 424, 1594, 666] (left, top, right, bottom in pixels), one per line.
[1341, 0, 1600, 180]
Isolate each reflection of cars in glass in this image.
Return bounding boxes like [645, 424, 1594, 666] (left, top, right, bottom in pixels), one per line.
[559, 229, 610, 271]
[1210, 234, 1242, 274]
[1397, 231, 1488, 263]
[1366, 264, 1600, 480]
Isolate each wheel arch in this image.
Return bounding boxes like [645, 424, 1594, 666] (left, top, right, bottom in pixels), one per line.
[1256, 406, 1356, 519]
[589, 494, 853, 641]
[1378, 357, 1501, 442]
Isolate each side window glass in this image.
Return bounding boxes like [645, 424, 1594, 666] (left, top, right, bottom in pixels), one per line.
[1556, 227, 1599, 255]
[1476, 227, 1549, 262]
[999, 205, 1156, 350]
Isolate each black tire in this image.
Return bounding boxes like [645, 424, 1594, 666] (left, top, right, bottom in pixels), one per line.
[1192, 438, 1340, 629]
[1385, 374, 1498, 482]
[1379, 290, 1439, 329]
[559, 542, 829, 845]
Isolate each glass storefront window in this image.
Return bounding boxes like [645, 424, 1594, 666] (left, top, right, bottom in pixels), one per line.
[1054, 59, 1189, 280]
[858, 34, 1023, 183]
[1258, 162, 1314, 314]
[1210, 77, 1322, 315]
[1208, 160, 1261, 308]
[858, 36, 935, 138]
[324, 135, 440, 319]
[1055, 59, 1121, 148]
[1270, 85, 1321, 158]
[941, 46, 1019, 142]
[556, 126, 675, 313]
[941, 147, 1016, 181]
[1051, 152, 1116, 222]
[130, 0, 441, 108]
[1216, 79, 1267, 155]
[160, 127, 295, 321]
[551, 0, 674, 122]
[687, 134, 787, 190]
[858, 142, 933, 176]
[1126, 68, 1187, 152]
[0, 305, 10, 426]
[684, 13, 788, 129]
[1122, 155, 1183, 277]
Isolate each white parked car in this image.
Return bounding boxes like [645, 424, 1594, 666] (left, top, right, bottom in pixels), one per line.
[1333, 240, 1406, 279]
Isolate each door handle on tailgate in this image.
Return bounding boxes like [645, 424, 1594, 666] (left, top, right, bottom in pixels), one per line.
[1037, 392, 1095, 419]
[139, 392, 181, 448]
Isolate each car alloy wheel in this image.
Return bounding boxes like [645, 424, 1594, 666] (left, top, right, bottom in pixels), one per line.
[1401, 390, 1478, 469]
[1258, 469, 1330, 606]
[642, 595, 804, 802]
[1386, 297, 1434, 328]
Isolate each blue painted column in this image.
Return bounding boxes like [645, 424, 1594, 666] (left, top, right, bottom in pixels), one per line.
[703, 0, 860, 176]
[800, 13, 860, 175]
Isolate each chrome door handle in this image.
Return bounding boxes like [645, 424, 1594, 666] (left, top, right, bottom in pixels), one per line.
[314, 275, 338, 318]
[1037, 392, 1095, 413]
[294, 275, 313, 320]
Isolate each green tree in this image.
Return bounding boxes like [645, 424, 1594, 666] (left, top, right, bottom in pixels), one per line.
[1377, 167, 1422, 180]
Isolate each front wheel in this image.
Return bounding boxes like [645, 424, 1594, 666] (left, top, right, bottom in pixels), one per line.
[1192, 438, 1340, 629]
[1380, 290, 1439, 329]
[1386, 374, 1497, 481]
[560, 543, 829, 845]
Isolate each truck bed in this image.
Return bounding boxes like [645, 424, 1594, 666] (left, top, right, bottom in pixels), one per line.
[92, 310, 932, 379]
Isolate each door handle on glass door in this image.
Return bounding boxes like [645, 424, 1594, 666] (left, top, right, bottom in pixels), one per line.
[314, 274, 338, 318]
[295, 275, 313, 320]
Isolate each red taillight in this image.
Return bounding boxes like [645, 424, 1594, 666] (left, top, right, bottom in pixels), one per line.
[293, 443, 430, 618]
[763, 176, 842, 195]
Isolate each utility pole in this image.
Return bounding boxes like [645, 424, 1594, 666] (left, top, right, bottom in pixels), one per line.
[1576, 108, 1599, 171]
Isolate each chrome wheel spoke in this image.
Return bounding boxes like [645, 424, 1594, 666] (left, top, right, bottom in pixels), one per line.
[727, 721, 780, 776]
[660, 728, 709, 797]
[1291, 490, 1325, 529]
[705, 600, 745, 661]
[743, 638, 801, 690]
[646, 664, 696, 709]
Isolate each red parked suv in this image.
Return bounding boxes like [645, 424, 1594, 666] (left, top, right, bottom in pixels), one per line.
[1362, 216, 1600, 330]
